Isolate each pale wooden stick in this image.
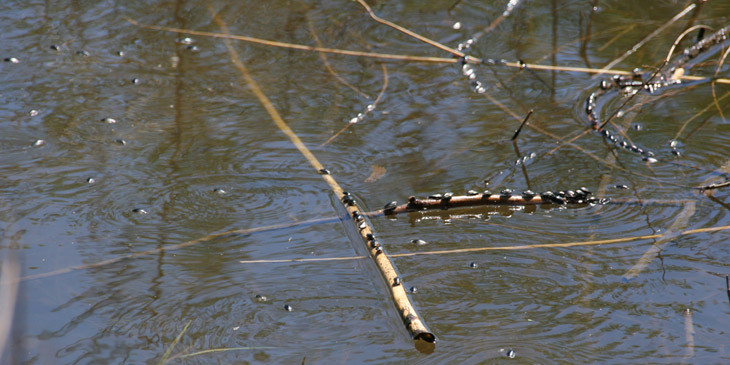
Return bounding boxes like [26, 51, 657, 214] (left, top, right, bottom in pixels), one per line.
[125, 17, 458, 64]
[211, 11, 435, 344]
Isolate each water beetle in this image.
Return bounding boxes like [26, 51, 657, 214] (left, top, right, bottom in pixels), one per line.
[467, 190, 479, 196]
[393, 277, 401, 286]
[410, 286, 418, 293]
[469, 262, 478, 269]
[366, 233, 375, 240]
[318, 168, 330, 175]
[284, 304, 293, 312]
[500, 189, 513, 199]
[428, 193, 443, 199]
[383, 201, 397, 211]
[411, 239, 427, 246]
[522, 190, 535, 200]
[442, 192, 453, 200]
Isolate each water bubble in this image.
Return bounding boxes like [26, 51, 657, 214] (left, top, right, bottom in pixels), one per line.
[29, 110, 39, 116]
[102, 117, 117, 124]
[643, 157, 658, 163]
[31, 139, 45, 147]
[348, 117, 359, 124]
[178, 37, 194, 45]
[452, 22, 462, 30]
[367, 104, 374, 112]
[616, 110, 624, 118]
[357, 113, 364, 121]
[475, 86, 486, 94]
[669, 140, 678, 148]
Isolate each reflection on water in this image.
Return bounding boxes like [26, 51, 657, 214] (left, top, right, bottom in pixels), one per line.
[2, 0, 730, 362]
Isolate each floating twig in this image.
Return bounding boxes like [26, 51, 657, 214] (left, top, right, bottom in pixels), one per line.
[376, 188, 597, 217]
[497, 61, 730, 85]
[697, 180, 730, 192]
[354, 0, 479, 63]
[125, 17, 460, 64]
[211, 11, 435, 346]
[233, 222, 730, 262]
[664, 25, 714, 63]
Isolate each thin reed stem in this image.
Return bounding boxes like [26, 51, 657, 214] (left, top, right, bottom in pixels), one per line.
[211, 9, 434, 344]
[125, 17, 459, 64]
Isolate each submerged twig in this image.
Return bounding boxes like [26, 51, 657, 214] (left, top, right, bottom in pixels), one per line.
[594, 2, 697, 76]
[211, 11, 435, 345]
[673, 89, 730, 140]
[711, 45, 730, 123]
[159, 321, 192, 365]
[623, 201, 696, 280]
[306, 17, 370, 99]
[320, 63, 389, 147]
[470, 0, 521, 43]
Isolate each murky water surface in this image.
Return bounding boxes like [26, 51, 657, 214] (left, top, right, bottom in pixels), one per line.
[3, 0, 730, 363]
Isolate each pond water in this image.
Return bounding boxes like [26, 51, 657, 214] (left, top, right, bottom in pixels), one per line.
[2, 0, 730, 363]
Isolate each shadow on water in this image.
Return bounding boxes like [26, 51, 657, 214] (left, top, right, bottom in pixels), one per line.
[3, 0, 730, 362]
